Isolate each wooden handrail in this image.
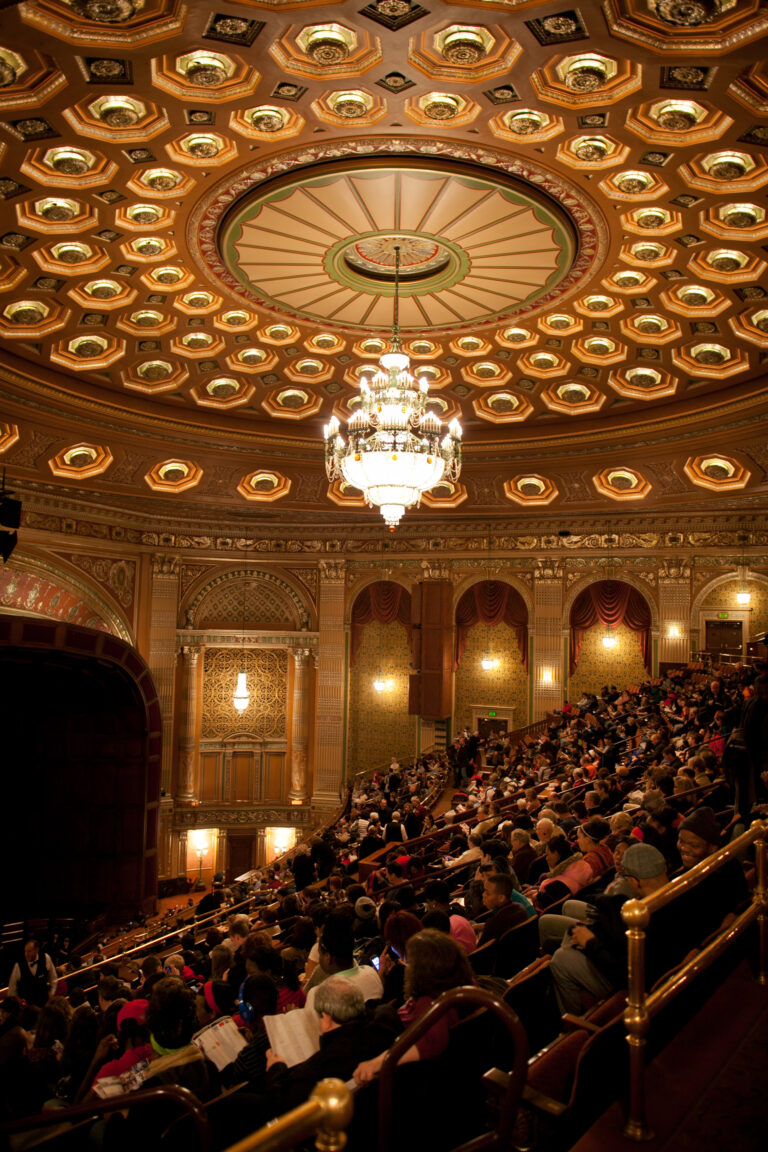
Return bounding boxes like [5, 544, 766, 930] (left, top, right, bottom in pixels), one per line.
[0, 1084, 212, 1149]
[621, 817, 767, 1141]
[223, 1077, 352, 1152]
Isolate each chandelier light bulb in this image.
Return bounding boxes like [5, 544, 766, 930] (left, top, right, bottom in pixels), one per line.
[233, 670, 250, 712]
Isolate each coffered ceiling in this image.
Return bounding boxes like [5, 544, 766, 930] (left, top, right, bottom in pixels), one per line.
[1, 0, 768, 531]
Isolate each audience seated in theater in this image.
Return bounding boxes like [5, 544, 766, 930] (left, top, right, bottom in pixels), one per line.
[302, 911, 383, 1033]
[423, 880, 476, 955]
[353, 929, 475, 1085]
[476, 872, 529, 946]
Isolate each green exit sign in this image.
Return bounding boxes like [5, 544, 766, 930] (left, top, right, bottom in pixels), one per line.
[717, 612, 729, 619]
[488, 710, 497, 717]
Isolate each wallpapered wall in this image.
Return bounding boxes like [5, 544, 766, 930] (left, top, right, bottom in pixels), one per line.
[701, 578, 768, 636]
[201, 648, 287, 740]
[454, 621, 528, 733]
[568, 622, 648, 702]
[348, 620, 417, 773]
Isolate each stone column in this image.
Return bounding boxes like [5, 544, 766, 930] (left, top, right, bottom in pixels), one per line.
[216, 829, 228, 880]
[177, 644, 200, 803]
[289, 647, 311, 804]
[147, 553, 180, 796]
[531, 561, 565, 722]
[313, 560, 346, 807]
[658, 558, 692, 668]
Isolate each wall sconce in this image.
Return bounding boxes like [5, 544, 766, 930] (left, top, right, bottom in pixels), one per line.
[602, 632, 618, 650]
[481, 655, 500, 671]
[541, 667, 554, 684]
[668, 624, 681, 639]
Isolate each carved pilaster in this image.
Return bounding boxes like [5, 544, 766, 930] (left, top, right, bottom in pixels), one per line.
[289, 647, 310, 804]
[658, 563, 692, 665]
[147, 553, 180, 795]
[314, 561, 346, 806]
[318, 560, 346, 583]
[532, 575, 565, 721]
[177, 644, 200, 803]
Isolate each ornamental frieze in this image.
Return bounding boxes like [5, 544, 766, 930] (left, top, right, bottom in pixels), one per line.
[175, 807, 313, 828]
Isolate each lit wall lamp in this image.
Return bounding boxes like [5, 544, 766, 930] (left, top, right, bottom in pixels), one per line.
[602, 632, 618, 650]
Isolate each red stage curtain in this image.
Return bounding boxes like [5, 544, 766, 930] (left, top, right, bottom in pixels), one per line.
[455, 581, 528, 671]
[569, 580, 651, 675]
[350, 581, 412, 664]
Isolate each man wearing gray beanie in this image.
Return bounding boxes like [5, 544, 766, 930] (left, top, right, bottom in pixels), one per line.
[548, 844, 671, 1013]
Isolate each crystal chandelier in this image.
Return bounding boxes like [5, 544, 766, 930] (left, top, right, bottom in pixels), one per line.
[324, 245, 462, 530]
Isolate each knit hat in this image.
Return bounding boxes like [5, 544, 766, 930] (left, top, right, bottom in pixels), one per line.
[117, 998, 148, 1029]
[355, 896, 377, 920]
[679, 806, 721, 846]
[621, 844, 667, 880]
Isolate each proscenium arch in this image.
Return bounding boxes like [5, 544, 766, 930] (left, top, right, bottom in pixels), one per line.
[184, 566, 313, 630]
[0, 614, 161, 918]
[0, 551, 133, 642]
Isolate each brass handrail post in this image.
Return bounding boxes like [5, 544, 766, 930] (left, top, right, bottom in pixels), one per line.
[223, 1079, 352, 1152]
[754, 818, 767, 986]
[621, 897, 652, 1141]
[311, 1079, 354, 1152]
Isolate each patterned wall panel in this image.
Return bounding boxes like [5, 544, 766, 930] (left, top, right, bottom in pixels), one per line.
[568, 622, 647, 701]
[202, 647, 287, 740]
[348, 621, 416, 773]
[454, 621, 528, 733]
[701, 579, 768, 635]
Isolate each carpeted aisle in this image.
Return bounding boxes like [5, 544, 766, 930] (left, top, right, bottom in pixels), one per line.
[570, 959, 768, 1152]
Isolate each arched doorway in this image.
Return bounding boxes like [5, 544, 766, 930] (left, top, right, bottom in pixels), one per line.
[348, 580, 414, 772]
[454, 580, 528, 735]
[568, 580, 652, 700]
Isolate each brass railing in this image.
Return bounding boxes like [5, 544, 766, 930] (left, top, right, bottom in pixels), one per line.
[621, 817, 767, 1140]
[223, 1078, 352, 1152]
[376, 985, 529, 1152]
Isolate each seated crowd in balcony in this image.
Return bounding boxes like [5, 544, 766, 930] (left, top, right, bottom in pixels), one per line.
[0, 664, 766, 1149]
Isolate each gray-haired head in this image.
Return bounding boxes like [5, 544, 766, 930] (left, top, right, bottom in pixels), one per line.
[314, 975, 365, 1024]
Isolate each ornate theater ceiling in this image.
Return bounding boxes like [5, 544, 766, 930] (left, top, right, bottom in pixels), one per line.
[1, 0, 768, 532]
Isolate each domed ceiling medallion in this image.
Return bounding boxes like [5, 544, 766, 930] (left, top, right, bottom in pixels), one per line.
[202, 146, 602, 335]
